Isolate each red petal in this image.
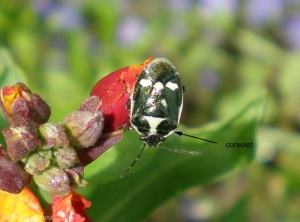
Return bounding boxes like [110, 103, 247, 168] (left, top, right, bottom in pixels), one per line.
[90, 67, 129, 107]
[52, 189, 91, 222]
[90, 58, 154, 134]
[121, 57, 154, 93]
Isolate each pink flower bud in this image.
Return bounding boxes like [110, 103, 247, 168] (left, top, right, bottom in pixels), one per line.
[2, 123, 40, 161]
[63, 111, 104, 148]
[79, 95, 102, 112]
[0, 146, 31, 193]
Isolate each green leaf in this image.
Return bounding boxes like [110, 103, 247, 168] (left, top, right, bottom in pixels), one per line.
[79, 96, 264, 222]
[0, 47, 27, 145]
[220, 195, 249, 222]
[0, 47, 27, 86]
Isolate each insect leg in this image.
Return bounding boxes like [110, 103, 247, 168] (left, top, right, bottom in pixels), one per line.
[159, 146, 201, 155]
[121, 144, 146, 178]
[182, 86, 186, 93]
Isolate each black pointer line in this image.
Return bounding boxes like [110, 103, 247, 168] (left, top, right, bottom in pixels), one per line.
[175, 132, 217, 144]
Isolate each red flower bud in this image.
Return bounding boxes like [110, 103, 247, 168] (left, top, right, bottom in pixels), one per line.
[0, 83, 51, 125]
[90, 58, 153, 134]
[1, 83, 30, 116]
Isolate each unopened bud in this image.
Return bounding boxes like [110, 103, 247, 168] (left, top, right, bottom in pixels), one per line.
[0, 146, 31, 193]
[37, 148, 52, 159]
[54, 147, 79, 169]
[0, 83, 50, 125]
[64, 164, 88, 188]
[79, 96, 102, 112]
[63, 111, 104, 148]
[2, 123, 40, 161]
[24, 152, 50, 175]
[38, 123, 69, 149]
[33, 166, 70, 197]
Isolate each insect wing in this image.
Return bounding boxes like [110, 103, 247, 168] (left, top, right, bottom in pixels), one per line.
[163, 74, 183, 123]
[130, 73, 153, 134]
[130, 59, 183, 136]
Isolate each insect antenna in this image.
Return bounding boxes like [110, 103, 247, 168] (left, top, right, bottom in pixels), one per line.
[159, 146, 202, 155]
[121, 144, 146, 178]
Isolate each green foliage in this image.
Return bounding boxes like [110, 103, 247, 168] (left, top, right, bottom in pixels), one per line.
[220, 195, 249, 222]
[0, 48, 27, 144]
[1, 1, 300, 221]
[0, 48, 27, 86]
[78, 96, 262, 222]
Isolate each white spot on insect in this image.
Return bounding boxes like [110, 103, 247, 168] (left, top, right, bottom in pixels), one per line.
[145, 68, 150, 75]
[166, 82, 178, 91]
[139, 79, 152, 87]
[161, 99, 167, 107]
[153, 82, 164, 90]
[144, 116, 165, 133]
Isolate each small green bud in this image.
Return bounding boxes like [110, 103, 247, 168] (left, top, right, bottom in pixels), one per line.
[33, 166, 70, 197]
[54, 147, 79, 169]
[24, 152, 50, 175]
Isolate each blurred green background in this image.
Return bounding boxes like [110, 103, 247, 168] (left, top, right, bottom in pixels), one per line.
[0, 0, 300, 221]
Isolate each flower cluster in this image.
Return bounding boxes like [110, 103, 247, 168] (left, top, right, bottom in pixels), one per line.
[0, 58, 153, 220]
[0, 83, 117, 196]
[0, 58, 152, 197]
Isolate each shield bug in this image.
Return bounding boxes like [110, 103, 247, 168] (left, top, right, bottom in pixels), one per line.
[121, 58, 201, 177]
